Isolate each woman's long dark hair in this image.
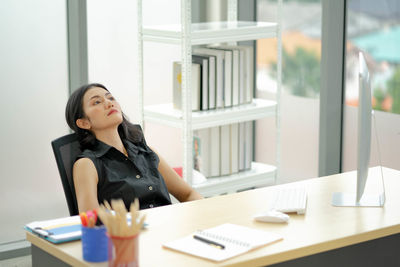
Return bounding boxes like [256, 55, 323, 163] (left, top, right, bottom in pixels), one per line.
[65, 83, 143, 149]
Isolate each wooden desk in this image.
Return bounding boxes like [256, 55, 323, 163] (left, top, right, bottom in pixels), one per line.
[27, 167, 400, 267]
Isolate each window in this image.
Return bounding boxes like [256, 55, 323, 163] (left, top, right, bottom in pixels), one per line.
[342, 0, 400, 171]
[256, 0, 322, 183]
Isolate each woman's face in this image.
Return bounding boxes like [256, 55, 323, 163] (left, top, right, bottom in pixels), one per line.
[77, 87, 123, 132]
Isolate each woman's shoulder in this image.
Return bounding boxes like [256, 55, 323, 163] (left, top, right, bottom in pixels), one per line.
[79, 140, 113, 158]
[74, 146, 102, 167]
[78, 148, 97, 159]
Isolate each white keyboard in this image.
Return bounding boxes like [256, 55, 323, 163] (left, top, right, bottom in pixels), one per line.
[269, 186, 307, 214]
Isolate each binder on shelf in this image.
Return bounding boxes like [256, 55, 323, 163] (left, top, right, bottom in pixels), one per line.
[163, 223, 283, 262]
[193, 128, 211, 178]
[194, 53, 216, 110]
[231, 49, 240, 106]
[192, 55, 209, 111]
[223, 50, 232, 108]
[208, 55, 216, 110]
[211, 45, 254, 104]
[239, 122, 246, 171]
[209, 47, 233, 108]
[230, 45, 254, 104]
[173, 61, 201, 111]
[193, 47, 225, 109]
[238, 48, 245, 104]
[243, 45, 254, 103]
[220, 125, 231, 176]
[244, 121, 253, 170]
[210, 126, 220, 177]
[230, 123, 239, 174]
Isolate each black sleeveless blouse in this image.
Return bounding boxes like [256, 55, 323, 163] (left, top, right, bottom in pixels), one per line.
[76, 137, 171, 210]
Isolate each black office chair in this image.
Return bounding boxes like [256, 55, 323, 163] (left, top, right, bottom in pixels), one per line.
[51, 133, 81, 216]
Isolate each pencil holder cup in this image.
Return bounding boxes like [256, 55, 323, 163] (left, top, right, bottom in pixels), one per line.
[81, 225, 109, 262]
[107, 233, 139, 267]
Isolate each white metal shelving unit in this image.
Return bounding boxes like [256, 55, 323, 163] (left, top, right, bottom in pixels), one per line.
[137, 0, 282, 197]
[142, 21, 277, 45]
[144, 99, 276, 130]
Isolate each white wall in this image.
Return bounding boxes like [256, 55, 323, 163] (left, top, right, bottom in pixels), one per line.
[0, 0, 69, 243]
[87, 0, 184, 168]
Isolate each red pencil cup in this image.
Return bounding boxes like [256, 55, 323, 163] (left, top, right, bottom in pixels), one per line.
[107, 233, 139, 267]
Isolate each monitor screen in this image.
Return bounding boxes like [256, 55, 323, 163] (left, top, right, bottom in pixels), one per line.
[356, 51, 372, 202]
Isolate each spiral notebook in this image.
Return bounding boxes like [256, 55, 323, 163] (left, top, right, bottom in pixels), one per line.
[163, 223, 283, 262]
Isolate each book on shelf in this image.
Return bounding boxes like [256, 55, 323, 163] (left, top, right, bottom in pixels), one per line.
[238, 48, 245, 104]
[193, 47, 225, 109]
[211, 45, 254, 104]
[223, 50, 232, 108]
[231, 45, 254, 104]
[242, 45, 254, 104]
[239, 122, 246, 171]
[209, 47, 233, 108]
[193, 128, 211, 178]
[210, 126, 220, 177]
[192, 122, 251, 178]
[244, 121, 253, 170]
[193, 53, 216, 110]
[220, 125, 231, 176]
[209, 45, 241, 106]
[238, 121, 253, 171]
[207, 55, 216, 110]
[230, 123, 239, 174]
[192, 55, 209, 111]
[231, 49, 240, 106]
[163, 223, 283, 262]
[172, 61, 201, 111]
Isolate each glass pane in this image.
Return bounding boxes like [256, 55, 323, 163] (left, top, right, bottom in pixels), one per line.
[343, 0, 400, 171]
[0, 0, 69, 244]
[256, 0, 321, 183]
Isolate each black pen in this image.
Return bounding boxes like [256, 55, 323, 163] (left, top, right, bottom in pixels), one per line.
[193, 235, 225, 249]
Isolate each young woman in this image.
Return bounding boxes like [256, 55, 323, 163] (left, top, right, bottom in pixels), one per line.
[66, 83, 202, 212]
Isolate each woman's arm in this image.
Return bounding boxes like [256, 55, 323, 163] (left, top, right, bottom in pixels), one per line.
[155, 151, 203, 202]
[72, 158, 100, 212]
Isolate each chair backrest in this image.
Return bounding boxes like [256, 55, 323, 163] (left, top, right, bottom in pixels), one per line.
[51, 133, 81, 216]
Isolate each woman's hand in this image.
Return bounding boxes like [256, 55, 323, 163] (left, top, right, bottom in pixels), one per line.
[155, 150, 203, 202]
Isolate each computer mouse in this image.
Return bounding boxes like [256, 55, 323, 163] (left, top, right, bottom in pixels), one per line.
[253, 210, 290, 223]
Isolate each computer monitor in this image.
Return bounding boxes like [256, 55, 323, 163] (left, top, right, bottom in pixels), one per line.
[356, 51, 372, 202]
[331, 52, 385, 207]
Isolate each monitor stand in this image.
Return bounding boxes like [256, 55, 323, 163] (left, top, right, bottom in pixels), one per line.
[332, 192, 385, 207]
[332, 112, 385, 208]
